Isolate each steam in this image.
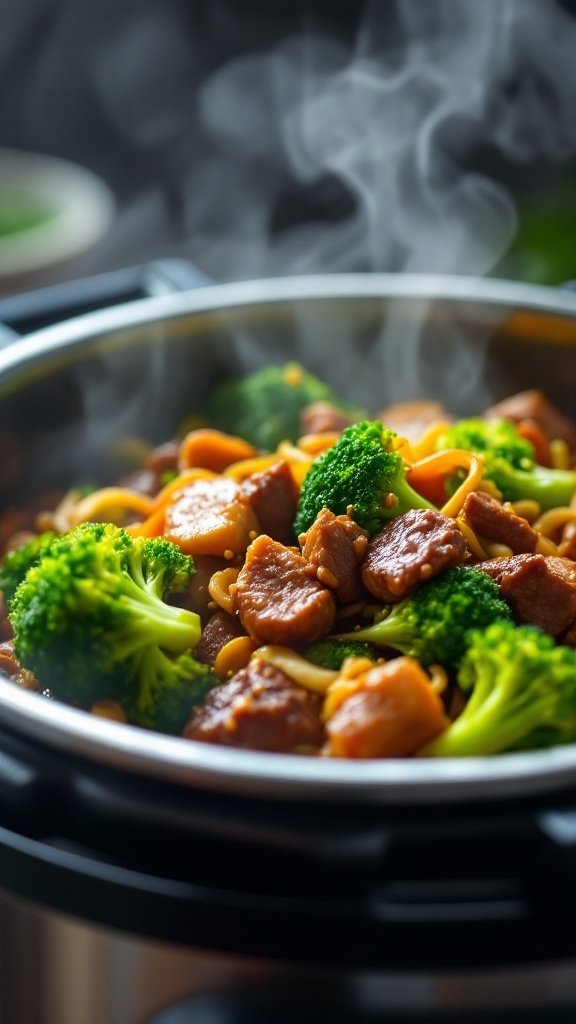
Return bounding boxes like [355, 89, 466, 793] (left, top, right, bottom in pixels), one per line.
[176, 0, 576, 281]
[6, 0, 576, 282]
[3, 0, 576, 491]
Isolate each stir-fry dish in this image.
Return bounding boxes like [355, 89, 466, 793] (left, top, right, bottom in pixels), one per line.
[1, 362, 576, 760]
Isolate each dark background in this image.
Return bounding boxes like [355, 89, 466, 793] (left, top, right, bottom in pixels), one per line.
[2, 0, 576, 290]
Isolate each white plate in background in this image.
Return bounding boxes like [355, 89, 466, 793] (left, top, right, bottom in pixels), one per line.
[0, 149, 115, 282]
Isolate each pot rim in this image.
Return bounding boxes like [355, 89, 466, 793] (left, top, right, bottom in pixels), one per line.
[1, 271, 576, 376]
[2, 271, 576, 805]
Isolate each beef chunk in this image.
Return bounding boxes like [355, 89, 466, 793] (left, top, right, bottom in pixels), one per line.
[241, 459, 299, 545]
[361, 509, 466, 603]
[299, 401, 355, 436]
[461, 491, 538, 554]
[196, 611, 246, 666]
[378, 400, 452, 441]
[183, 658, 324, 753]
[477, 554, 576, 640]
[300, 508, 369, 605]
[234, 535, 335, 646]
[484, 390, 576, 451]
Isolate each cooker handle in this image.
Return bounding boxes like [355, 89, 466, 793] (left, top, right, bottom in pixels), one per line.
[0, 258, 213, 346]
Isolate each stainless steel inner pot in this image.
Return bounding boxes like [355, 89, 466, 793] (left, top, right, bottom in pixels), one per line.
[0, 272, 575, 805]
[2, 273, 576, 1024]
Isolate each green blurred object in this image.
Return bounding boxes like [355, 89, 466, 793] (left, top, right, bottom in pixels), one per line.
[497, 177, 576, 285]
[0, 188, 56, 238]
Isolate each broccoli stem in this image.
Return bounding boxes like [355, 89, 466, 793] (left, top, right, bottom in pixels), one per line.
[421, 670, 543, 756]
[496, 465, 576, 510]
[344, 612, 416, 652]
[82, 569, 200, 654]
[391, 478, 435, 517]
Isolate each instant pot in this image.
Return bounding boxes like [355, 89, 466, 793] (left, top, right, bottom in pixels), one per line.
[0, 267, 576, 1024]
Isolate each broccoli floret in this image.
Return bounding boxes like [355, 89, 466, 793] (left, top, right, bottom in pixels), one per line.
[126, 649, 216, 734]
[0, 531, 57, 608]
[205, 362, 363, 451]
[337, 567, 512, 670]
[422, 622, 576, 756]
[294, 420, 434, 537]
[302, 638, 379, 671]
[9, 522, 215, 733]
[437, 417, 576, 509]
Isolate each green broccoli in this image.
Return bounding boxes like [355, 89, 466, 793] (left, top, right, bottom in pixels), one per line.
[205, 362, 363, 451]
[125, 649, 217, 734]
[302, 638, 379, 671]
[422, 621, 576, 756]
[9, 522, 216, 734]
[337, 567, 512, 671]
[0, 531, 57, 608]
[437, 417, 576, 509]
[294, 419, 434, 537]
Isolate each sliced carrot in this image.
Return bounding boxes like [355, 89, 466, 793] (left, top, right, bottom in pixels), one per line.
[517, 419, 552, 467]
[164, 477, 259, 557]
[126, 506, 166, 538]
[178, 429, 257, 474]
[406, 449, 483, 515]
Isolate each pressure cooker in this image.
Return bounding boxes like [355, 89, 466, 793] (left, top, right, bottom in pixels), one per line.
[0, 264, 576, 1024]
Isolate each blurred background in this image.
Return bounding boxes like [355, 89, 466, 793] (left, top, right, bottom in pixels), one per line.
[2, 0, 576, 295]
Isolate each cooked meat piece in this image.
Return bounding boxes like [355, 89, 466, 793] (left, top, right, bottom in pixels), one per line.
[377, 400, 452, 441]
[561, 619, 576, 648]
[324, 656, 448, 758]
[118, 467, 162, 497]
[477, 554, 576, 640]
[484, 390, 576, 451]
[299, 401, 356, 436]
[146, 440, 180, 475]
[196, 611, 246, 666]
[361, 509, 466, 602]
[300, 507, 369, 605]
[234, 535, 335, 646]
[241, 460, 299, 545]
[164, 477, 259, 557]
[183, 658, 324, 753]
[461, 491, 538, 554]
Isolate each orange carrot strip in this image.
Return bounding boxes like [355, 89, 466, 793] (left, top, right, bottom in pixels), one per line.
[407, 421, 454, 463]
[178, 429, 257, 473]
[406, 449, 484, 517]
[297, 432, 341, 456]
[224, 454, 281, 481]
[125, 507, 166, 538]
[124, 468, 218, 537]
[153, 467, 218, 506]
[517, 420, 552, 467]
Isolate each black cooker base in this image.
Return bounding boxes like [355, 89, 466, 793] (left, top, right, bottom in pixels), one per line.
[150, 995, 576, 1024]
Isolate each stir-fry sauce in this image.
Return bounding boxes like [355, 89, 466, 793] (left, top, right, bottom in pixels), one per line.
[1, 367, 576, 760]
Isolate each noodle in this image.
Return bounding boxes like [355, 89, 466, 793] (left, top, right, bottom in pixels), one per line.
[208, 567, 241, 615]
[2, 371, 576, 761]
